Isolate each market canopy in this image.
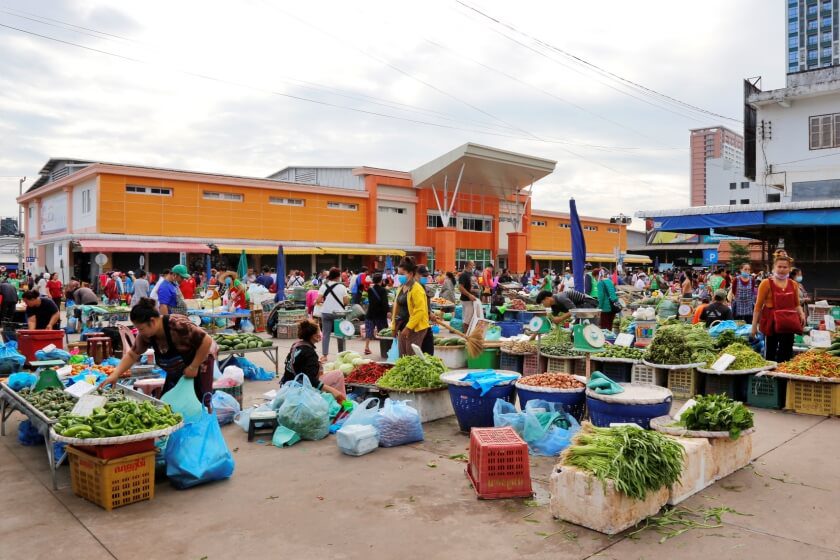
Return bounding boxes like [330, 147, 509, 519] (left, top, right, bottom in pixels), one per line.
[319, 247, 406, 256]
[411, 143, 556, 199]
[77, 239, 210, 254]
[217, 245, 324, 255]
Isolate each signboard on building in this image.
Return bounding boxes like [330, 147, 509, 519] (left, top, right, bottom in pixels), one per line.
[40, 192, 68, 234]
[702, 249, 719, 266]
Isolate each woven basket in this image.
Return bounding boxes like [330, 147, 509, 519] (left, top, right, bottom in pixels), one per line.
[50, 422, 183, 446]
[650, 415, 756, 439]
[696, 362, 777, 376]
[762, 370, 840, 383]
[642, 359, 705, 370]
[515, 375, 586, 394]
[591, 356, 642, 364]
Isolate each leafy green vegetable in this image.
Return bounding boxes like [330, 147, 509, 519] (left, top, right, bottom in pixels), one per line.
[594, 345, 645, 360]
[377, 355, 447, 390]
[706, 344, 767, 370]
[713, 330, 749, 351]
[646, 323, 715, 365]
[679, 394, 754, 439]
[561, 423, 684, 500]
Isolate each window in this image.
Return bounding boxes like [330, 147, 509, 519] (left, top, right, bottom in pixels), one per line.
[583, 225, 598, 232]
[823, 31, 833, 43]
[426, 213, 456, 228]
[729, 182, 737, 190]
[808, 19, 818, 31]
[809, 49, 819, 60]
[823, 16, 832, 28]
[789, 34, 799, 48]
[823, 46, 833, 59]
[327, 201, 358, 211]
[28, 206, 32, 219]
[740, 199, 750, 205]
[269, 197, 304, 206]
[790, 20, 799, 33]
[789, 50, 799, 63]
[378, 205, 405, 215]
[81, 189, 91, 214]
[426, 251, 435, 273]
[729, 199, 736, 205]
[455, 249, 492, 271]
[607, 227, 620, 233]
[809, 113, 840, 149]
[790, 62, 800, 71]
[741, 181, 750, 189]
[809, 4, 819, 16]
[558, 222, 570, 229]
[460, 216, 493, 232]
[767, 193, 782, 203]
[789, 5, 799, 17]
[126, 185, 171, 196]
[809, 34, 819, 46]
[531, 220, 547, 227]
[499, 216, 516, 223]
[203, 191, 243, 202]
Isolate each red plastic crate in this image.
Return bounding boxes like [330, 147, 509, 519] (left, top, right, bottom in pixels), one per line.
[523, 353, 540, 376]
[75, 439, 156, 460]
[467, 427, 533, 499]
[17, 330, 66, 362]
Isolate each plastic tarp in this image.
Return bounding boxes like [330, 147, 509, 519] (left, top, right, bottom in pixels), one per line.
[766, 208, 840, 226]
[656, 211, 765, 232]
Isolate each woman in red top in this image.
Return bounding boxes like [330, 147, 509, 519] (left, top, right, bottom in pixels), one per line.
[47, 273, 63, 311]
[751, 255, 805, 363]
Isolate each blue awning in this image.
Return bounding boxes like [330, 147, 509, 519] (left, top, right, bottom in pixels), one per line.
[766, 208, 840, 226]
[655, 211, 765, 232]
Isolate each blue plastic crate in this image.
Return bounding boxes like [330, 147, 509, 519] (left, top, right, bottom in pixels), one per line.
[499, 351, 524, 374]
[513, 311, 535, 323]
[447, 383, 517, 432]
[586, 395, 672, 429]
[517, 388, 586, 422]
[496, 321, 524, 337]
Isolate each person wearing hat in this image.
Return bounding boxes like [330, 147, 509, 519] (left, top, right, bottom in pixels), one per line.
[700, 290, 733, 327]
[158, 265, 190, 315]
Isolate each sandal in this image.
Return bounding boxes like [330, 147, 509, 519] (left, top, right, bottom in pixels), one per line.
[363, 349, 372, 355]
[319, 355, 329, 363]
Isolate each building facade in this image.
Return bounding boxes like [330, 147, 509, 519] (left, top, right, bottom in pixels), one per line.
[689, 126, 744, 206]
[787, 0, 838, 75]
[704, 158, 762, 206]
[18, 144, 641, 283]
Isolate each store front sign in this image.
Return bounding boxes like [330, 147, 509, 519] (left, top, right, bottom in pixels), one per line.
[40, 192, 67, 234]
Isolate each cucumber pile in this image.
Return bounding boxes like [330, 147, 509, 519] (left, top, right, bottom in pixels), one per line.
[212, 333, 273, 351]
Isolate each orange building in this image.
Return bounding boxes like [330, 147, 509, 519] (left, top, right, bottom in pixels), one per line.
[18, 144, 646, 283]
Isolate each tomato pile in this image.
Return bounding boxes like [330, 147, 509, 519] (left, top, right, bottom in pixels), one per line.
[345, 362, 392, 385]
[71, 363, 116, 376]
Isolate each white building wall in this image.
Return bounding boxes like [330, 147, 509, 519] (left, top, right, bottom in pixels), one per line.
[72, 177, 98, 230]
[705, 158, 764, 206]
[755, 88, 840, 199]
[376, 202, 415, 246]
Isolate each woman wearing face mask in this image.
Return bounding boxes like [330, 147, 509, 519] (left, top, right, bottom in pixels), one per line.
[729, 263, 757, 324]
[391, 257, 430, 357]
[752, 255, 805, 363]
[694, 280, 710, 302]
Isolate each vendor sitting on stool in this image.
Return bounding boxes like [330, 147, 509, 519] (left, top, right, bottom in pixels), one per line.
[99, 298, 217, 408]
[535, 289, 598, 325]
[22, 289, 60, 330]
[282, 319, 346, 402]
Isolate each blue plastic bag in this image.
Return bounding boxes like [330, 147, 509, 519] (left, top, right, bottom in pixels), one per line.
[35, 348, 71, 362]
[375, 399, 424, 447]
[493, 399, 526, 434]
[211, 390, 241, 426]
[165, 407, 235, 489]
[708, 320, 739, 337]
[386, 338, 400, 364]
[493, 398, 579, 456]
[236, 357, 273, 381]
[0, 341, 25, 372]
[101, 357, 120, 367]
[341, 397, 380, 430]
[161, 377, 204, 424]
[7, 372, 37, 391]
[18, 420, 44, 446]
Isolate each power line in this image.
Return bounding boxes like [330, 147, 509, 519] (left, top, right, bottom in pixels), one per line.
[455, 0, 742, 124]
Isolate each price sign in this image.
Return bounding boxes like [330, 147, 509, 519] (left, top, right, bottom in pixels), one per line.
[70, 393, 107, 416]
[825, 316, 836, 333]
[614, 333, 634, 347]
[711, 353, 737, 372]
[810, 330, 832, 348]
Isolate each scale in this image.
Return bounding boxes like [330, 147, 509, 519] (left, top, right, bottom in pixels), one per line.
[337, 319, 356, 338]
[528, 315, 552, 335]
[572, 321, 606, 353]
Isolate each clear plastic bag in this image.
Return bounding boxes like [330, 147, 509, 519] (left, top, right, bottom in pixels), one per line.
[341, 397, 380, 430]
[211, 390, 241, 426]
[493, 398, 579, 456]
[374, 399, 424, 447]
[276, 374, 330, 440]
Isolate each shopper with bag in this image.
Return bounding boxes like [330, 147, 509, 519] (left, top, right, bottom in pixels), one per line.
[99, 298, 217, 408]
[752, 254, 805, 363]
[315, 267, 350, 363]
[391, 256, 430, 357]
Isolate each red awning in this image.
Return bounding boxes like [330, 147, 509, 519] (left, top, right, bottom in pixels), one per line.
[77, 239, 211, 254]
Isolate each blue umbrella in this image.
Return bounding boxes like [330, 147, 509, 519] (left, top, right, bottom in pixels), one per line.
[275, 245, 286, 303]
[570, 198, 587, 291]
[385, 255, 393, 274]
[204, 254, 212, 291]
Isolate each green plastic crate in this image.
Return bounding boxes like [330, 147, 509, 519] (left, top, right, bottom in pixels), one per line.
[747, 375, 786, 409]
[467, 348, 500, 370]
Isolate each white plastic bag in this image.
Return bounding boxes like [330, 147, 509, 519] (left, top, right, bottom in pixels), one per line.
[337, 424, 379, 456]
[220, 365, 245, 386]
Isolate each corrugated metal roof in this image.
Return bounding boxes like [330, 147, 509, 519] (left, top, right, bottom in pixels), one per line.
[636, 199, 840, 219]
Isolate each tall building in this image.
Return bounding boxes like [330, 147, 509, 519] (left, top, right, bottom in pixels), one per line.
[0, 218, 18, 236]
[786, 0, 838, 75]
[689, 126, 744, 206]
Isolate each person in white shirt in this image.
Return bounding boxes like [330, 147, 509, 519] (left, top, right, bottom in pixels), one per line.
[634, 273, 648, 291]
[316, 267, 349, 363]
[37, 273, 49, 297]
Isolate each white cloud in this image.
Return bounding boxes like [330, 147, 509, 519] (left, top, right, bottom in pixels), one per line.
[0, 0, 781, 228]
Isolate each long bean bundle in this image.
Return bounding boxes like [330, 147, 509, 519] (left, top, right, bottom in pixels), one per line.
[561, 423, 684, 500]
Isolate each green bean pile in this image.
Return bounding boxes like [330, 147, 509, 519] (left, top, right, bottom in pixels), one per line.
[561, 423, 684, 501]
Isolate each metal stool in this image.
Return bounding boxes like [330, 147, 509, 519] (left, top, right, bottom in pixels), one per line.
[247, 410, 279, 442]
[87, 336, 113, 364]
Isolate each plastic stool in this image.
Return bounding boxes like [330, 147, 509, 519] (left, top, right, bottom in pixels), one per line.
[248, 411, 279, 442]
[87, 337, 113, 364]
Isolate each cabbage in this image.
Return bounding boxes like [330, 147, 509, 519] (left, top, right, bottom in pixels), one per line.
[324, 362, 336, 372]
[351, 358, 365, 366]
[339, 363, 354, 375]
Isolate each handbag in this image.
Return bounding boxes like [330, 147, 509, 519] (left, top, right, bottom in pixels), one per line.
[758, 280, 803, 336]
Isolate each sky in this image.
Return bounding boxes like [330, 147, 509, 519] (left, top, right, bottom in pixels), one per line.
[0, 0, 784, 229]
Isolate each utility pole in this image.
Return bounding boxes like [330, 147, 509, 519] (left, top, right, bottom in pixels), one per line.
[18, 177, 25, 274]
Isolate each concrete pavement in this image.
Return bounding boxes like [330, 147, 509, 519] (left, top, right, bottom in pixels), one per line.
[2, 332, 838, 560]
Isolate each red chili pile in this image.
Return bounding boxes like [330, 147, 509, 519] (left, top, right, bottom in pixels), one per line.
[345, 362, 392, 385]
[518, 373, 585, 389]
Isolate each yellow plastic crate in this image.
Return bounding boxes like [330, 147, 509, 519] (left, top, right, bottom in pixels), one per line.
[67, 446, 156, 511]
[784, 380, 840, 416]
[667, 368, 701, 400]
